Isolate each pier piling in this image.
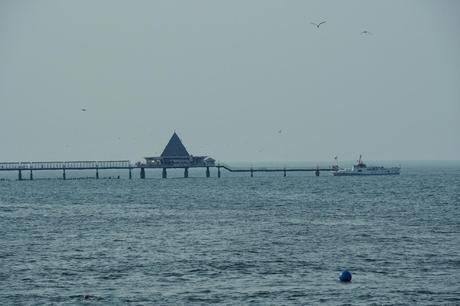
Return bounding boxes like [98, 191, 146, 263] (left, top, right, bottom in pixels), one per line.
[162, 168, 167, 179]
[62, 169, 66, 180]
[206, 167, 210, 178]
[140, 167, 145, 179]
[129, 168, 132, 179]
[18, 170, 22, 181]
[30, 170, 33, 180]
[217, 166, 221, 178]
[184, 167, 189, 178]
[96, 168, 99, 179]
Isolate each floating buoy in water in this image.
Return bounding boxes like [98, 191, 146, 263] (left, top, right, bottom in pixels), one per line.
[339, 270, 352, 282]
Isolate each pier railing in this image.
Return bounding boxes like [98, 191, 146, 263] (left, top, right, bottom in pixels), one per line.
[0, 160, 132, 170]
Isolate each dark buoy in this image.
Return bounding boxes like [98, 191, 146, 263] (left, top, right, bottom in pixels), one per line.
[339, 270, 352, 282]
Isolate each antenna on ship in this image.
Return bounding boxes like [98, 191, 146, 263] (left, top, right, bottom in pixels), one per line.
[332, 156, 339, 171]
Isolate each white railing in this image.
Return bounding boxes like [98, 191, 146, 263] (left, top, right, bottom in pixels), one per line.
[0, 160, 132, 170]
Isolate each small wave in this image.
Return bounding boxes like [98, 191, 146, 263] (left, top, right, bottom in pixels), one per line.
[69, 294, 104, 301]
[185, 294, 222, 303]
[98, 273, 127, 280]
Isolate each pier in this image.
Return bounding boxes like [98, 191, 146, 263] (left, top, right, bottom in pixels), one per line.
[0, 161, 331, 180]
[0, 133, 333, 180]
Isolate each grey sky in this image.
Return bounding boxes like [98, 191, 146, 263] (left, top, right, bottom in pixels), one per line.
[1, 0, 459, 162]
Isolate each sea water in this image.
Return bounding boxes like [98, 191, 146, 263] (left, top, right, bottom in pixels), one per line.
[1, 162, 459, 305]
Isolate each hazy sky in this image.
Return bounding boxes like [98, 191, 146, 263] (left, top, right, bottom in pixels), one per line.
[1, 0, 459, 162]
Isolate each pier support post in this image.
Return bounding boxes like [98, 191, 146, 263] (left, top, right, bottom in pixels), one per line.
[206, 167, 210, 178]
[63, 169, 66, 180]
[96, 168, 99, 179]
[129, 168, 132, 179]
[162, 168, 167, 179]
[30, 170, 33, 180]
[18, 170, 22, 181]
[250, 168, 253, 178]
[217, 166, 221, 178]
[140, 167, 145, 179]
[184, 167, 189, 178]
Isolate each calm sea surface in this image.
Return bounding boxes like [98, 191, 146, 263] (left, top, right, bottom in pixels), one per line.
[1, 163, 459, 305]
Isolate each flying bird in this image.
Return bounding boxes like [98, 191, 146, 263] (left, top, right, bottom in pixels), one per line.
[311, 21, 326, 28]
[362, 30, 372, 35]
[81, 108, 87, 112]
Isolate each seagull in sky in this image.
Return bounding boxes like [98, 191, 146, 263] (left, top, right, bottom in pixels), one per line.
[278, 129, 282, 134]
[362, 30, 372, 35]
[81, 108, 87, 112]
[311, 21, 326, 28]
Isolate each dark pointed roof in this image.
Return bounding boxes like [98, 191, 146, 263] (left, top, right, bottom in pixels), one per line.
[161, 132, 190, 157]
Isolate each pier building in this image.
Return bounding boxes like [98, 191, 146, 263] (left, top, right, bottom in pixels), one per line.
[142, 132, 215, 168]
[138, 132, 216, 178]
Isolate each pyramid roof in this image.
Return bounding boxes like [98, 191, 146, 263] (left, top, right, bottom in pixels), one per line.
[160, 132, 190, 157]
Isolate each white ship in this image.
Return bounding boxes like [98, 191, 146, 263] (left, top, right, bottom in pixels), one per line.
[333, 155, 400, 176]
